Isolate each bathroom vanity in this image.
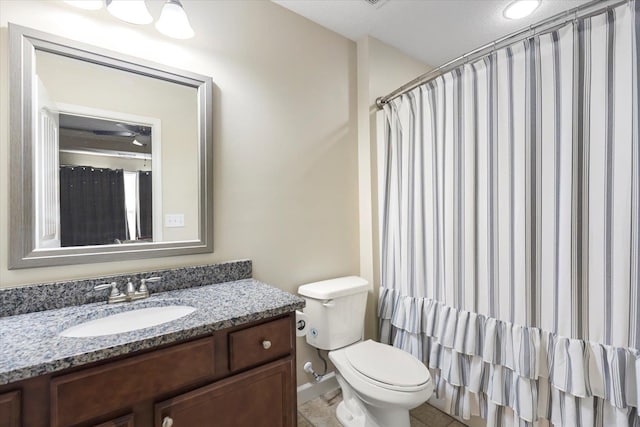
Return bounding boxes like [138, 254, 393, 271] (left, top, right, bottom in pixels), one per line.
[0, 275, 304, 427]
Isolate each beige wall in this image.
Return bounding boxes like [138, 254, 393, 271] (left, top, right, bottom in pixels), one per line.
[0, 0, 359, 386]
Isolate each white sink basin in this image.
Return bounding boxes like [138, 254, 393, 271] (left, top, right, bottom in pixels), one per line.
[60, 305, 196, 338]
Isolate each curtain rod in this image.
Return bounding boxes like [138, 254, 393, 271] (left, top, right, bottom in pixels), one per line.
[376, 0, 628, 109]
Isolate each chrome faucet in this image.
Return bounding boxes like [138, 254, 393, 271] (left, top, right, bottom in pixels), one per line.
[94, 276, 162, 304]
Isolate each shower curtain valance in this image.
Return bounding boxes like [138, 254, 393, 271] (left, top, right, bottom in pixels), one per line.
[378, 2, 640, 426]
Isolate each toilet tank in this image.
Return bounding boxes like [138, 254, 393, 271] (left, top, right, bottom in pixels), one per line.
[298, 276, 371, 351]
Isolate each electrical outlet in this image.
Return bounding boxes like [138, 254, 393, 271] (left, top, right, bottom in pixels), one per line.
[165, 214, 185, 228]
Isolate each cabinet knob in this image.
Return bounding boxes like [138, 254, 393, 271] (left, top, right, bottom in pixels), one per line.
[162, 416, 174, 427]
[262, 340, 272, 350]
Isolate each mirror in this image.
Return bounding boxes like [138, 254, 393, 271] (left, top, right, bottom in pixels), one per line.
[9, 23, 213, 268]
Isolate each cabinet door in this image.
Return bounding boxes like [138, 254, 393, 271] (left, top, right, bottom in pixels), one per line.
[155, 358, 294, 427]
[0, 391, 20, 427]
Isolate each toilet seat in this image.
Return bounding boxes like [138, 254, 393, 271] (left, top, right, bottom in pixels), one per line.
[343, 340, 431, 392]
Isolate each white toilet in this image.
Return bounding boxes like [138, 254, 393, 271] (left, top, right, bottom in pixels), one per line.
[298, 276, 433, 427]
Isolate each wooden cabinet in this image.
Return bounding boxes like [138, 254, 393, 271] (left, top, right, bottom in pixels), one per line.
[0, 313, 296, 427]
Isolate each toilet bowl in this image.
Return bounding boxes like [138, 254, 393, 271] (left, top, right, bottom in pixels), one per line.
[298, 277, 433, 427]
[329, 340, 433, 427]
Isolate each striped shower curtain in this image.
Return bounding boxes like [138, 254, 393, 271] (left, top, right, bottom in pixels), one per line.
[377, 2, 640, 426]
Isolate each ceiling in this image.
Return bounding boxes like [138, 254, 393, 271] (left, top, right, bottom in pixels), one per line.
[59, 114, 152, 155]
[273, 0, 588, 66]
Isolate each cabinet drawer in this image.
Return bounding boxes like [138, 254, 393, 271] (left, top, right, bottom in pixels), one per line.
[229, 317, 292, 371]
[51, 336, 215, 427]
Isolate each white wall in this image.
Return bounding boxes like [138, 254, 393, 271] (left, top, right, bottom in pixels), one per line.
[0, 0, 359, 386]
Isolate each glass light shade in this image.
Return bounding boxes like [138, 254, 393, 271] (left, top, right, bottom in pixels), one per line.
[64, 1, 104, 10]
[503, 0, 541, 20]
[106, 0, 153, 25]
[155, 1, 195, 39]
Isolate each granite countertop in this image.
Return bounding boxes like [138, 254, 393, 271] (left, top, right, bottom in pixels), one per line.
[0, 279, 305, 385]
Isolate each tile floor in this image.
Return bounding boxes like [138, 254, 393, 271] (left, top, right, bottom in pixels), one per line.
[298, 390, 466, 427]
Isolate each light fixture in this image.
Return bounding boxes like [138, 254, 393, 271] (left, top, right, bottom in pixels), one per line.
[132, 138, 144, 146]
[155, 0, 195, 39]
[503, 0, 541, 20]
[106, 0, 153, 25]
[64, 0, 103, 10]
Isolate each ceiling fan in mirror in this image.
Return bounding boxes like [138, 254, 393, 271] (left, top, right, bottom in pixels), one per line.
[92, 123, 152, 147]
[58, 114, 152, 156]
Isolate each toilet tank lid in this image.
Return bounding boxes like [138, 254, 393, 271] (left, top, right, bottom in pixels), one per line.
[298, 276, 370, 299]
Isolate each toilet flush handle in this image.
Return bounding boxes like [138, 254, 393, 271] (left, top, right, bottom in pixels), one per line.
[322, 300, 335, 308]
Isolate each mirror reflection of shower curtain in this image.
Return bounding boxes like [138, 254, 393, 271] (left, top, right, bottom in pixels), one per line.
[59, 166, 127, 246]
[123, 171, 152, 241]
[123, 171, 138, 241]
[138, 171, 152, 240]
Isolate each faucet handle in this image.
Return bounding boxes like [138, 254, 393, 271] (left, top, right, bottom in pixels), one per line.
[125, 277, 136, 295]
[139, 276, 162, 293]
[94, 282, 120, 297]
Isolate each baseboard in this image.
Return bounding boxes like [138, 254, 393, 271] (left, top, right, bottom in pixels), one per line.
[296, 371, 340, 404]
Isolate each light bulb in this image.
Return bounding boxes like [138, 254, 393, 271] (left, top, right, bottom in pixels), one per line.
[503, 0, 541, 20]
[106, 0, 153, 25]
[155, 0, 195, 39]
